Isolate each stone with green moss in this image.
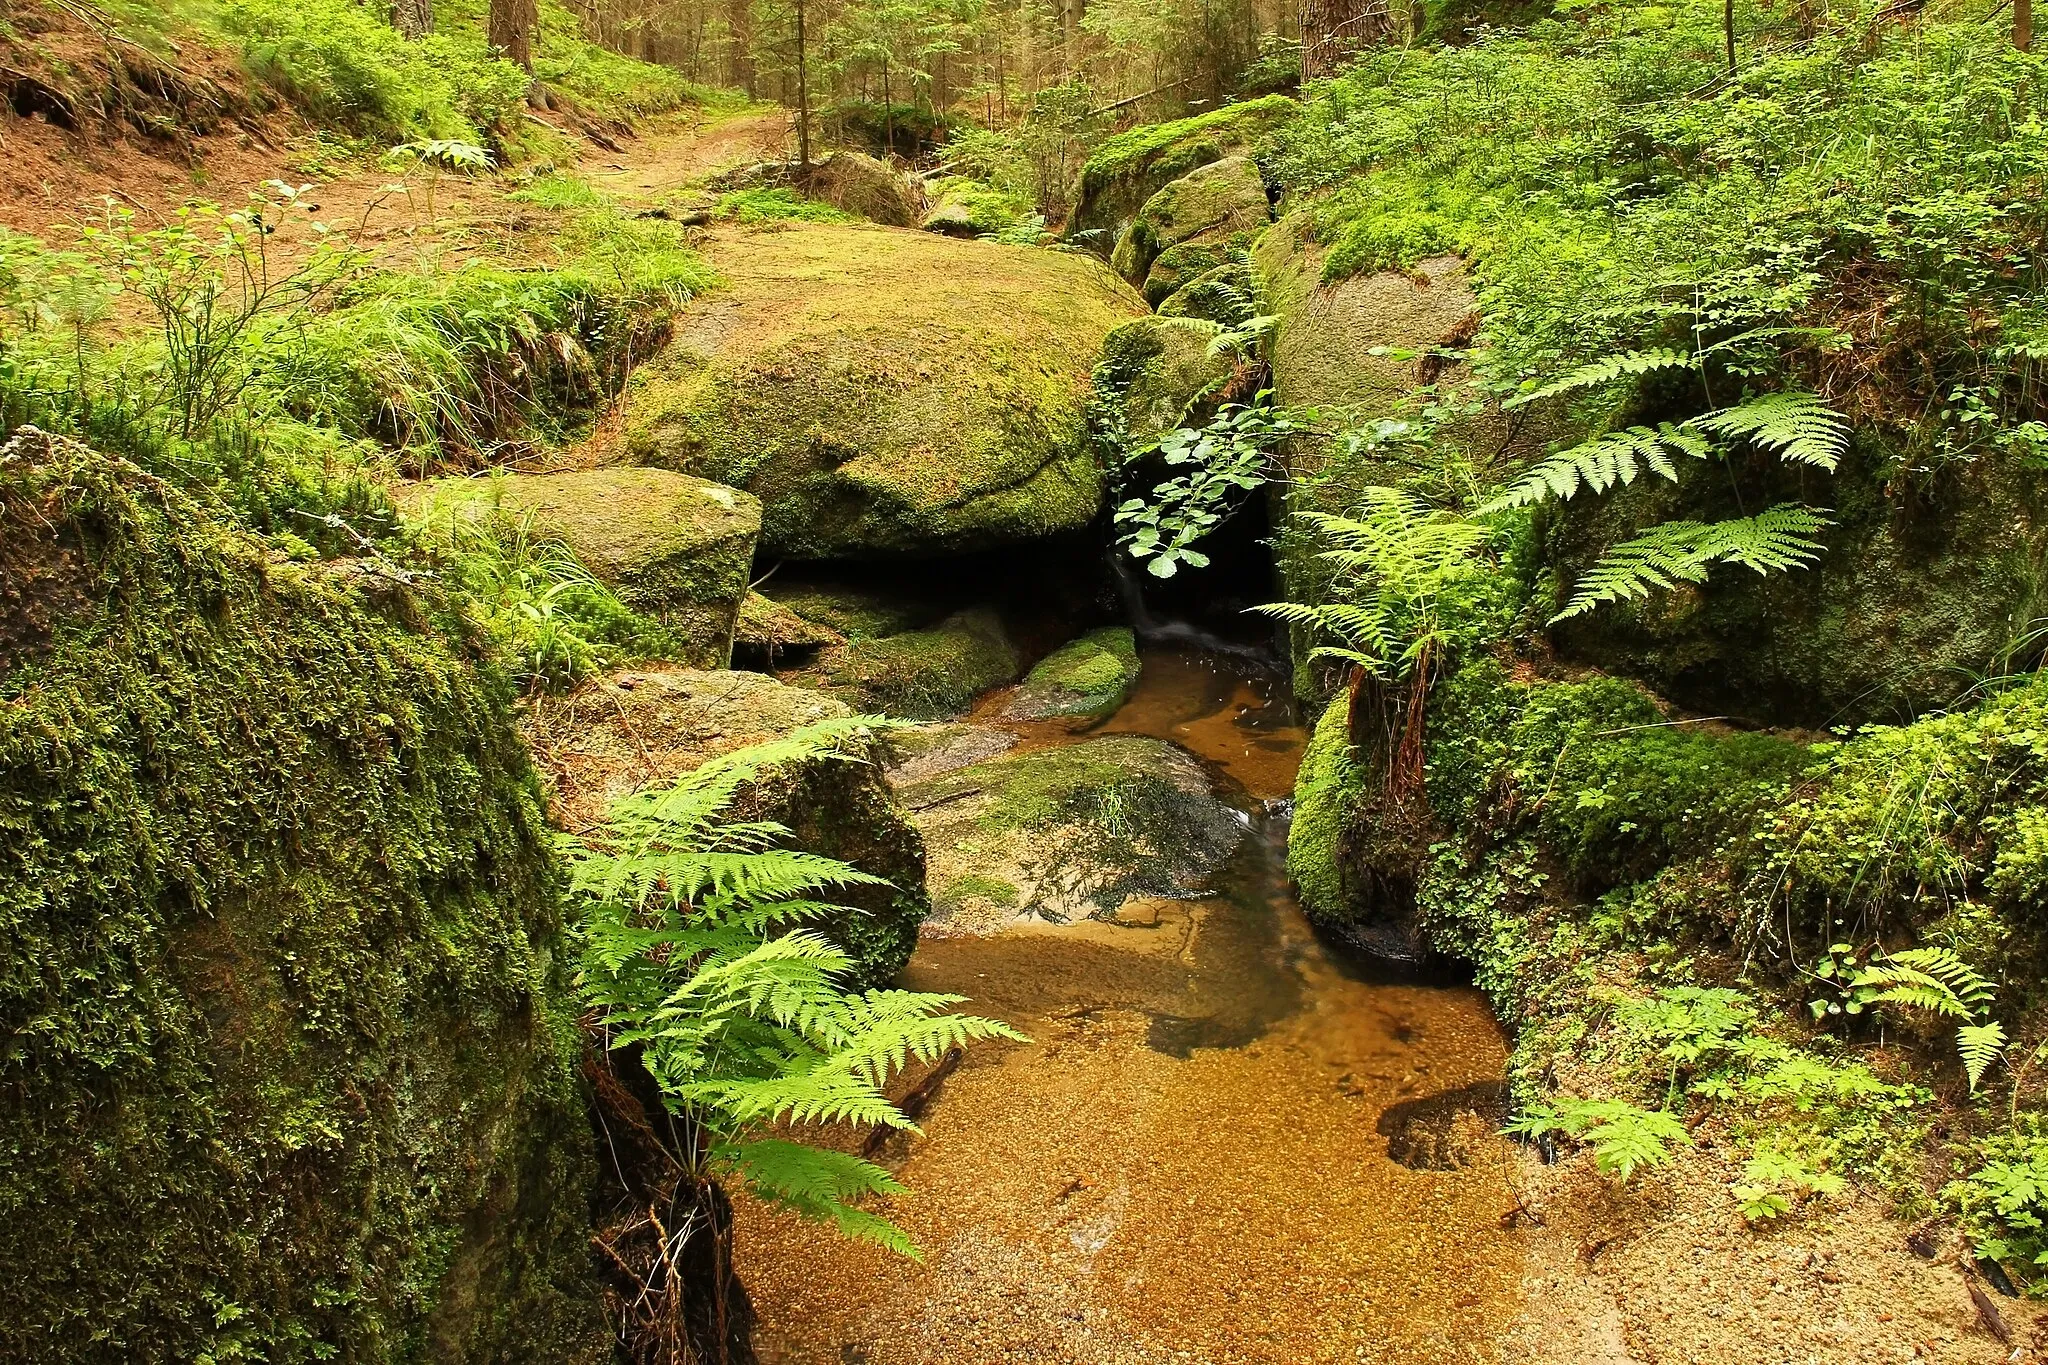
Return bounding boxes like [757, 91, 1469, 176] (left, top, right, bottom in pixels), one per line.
[804, 607, 1024, 720]
[900, 734, 1244, 931]
[529, 665, 928, 986]
[735, 590, 842, 654]
[406, 466, 761, 668]
[1094, 315, 1236, 448]
[1005, 626, 1141, 727]
[1157, 261, 1259, 326]
[1108, 155, 1270, 298]
[763, 578, 950, 640]
[624, 225, 1144, 559]
[921, 175, 1033, 237]
[0, 431, 603, 1363]
[806, 150, 922, 226]
[1068, 95, 1296, 247]
[1288, 693, 1369, 924]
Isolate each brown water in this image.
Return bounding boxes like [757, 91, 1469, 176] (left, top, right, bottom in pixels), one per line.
[739, 647, 1530, 1364]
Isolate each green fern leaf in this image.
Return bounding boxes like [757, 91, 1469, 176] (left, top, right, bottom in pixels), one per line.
[1503, 348, 1694, 408]
[1478, 423, 1712, 513]
[1550, 505, 1831, 622]
[1691, 392, 1849, 470]
[1959, 1021, 2008, 1093]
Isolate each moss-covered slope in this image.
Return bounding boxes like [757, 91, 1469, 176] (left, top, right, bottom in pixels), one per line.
[623, 225, 1144, 560]
[0, 431, 601, 1364]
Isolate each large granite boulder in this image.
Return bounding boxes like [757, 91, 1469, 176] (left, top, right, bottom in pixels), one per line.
[1093, 315, 1237, 448]
[1108, 155, 1271, 305]
[624, 225, 1144, 559]
[1066, 95, 1296, 249]
[528, 665, 928, 985]
[405, 466, 761, 668]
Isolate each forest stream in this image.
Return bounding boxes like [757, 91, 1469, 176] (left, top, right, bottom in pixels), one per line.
[737, 647, 1529, 1365]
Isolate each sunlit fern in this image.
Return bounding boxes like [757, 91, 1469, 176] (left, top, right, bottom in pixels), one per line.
[1551, 506, 1831, 623]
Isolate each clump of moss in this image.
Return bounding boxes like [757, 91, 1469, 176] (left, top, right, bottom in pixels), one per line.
[812, 607, 1023, 719]
[1288, 694, 1369, 921]
[1005, 626, 1140, 726]
[715, 187, 855, 224]
[0, 432, 601, 1362]
[1068, 95, 1296, 242]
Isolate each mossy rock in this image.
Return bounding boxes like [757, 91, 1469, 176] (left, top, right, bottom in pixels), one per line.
[1067, 95, 1296, 248]
[528, 665, 928, 985]
[1548, 437, 2048, 728]
[624, 225, 1144, 559]
[1108, 155, 1270, 295]
[735, 590, 842, 652]
[920, 175, 1032, 237]
[1288, 691, 1443, 962]
[1157, 261, 1259, 326]
[804, 606, 1024, 720]
[899, 735, 1244, 932]
[1143, 241, 1232, 307]
[763, 578, 951, 641]
[1094, 315, 1236, 447]
[1004, 626, 1141, 726]
[406, 467, 761, 668]
[807, 150, 923, 226]
[0, 431, 603, 1363]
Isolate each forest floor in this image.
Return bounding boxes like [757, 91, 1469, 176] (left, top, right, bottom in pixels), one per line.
[4, 92, 2041, 1365]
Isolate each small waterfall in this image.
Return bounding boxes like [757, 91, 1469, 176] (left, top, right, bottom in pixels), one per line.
[1107, 549, 1273, 663]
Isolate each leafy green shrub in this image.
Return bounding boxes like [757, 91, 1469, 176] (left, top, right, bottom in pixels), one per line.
[216, 0, 530, 143]
[569, 721, 1024, 1259]
[1950, 1119, 2048, 1293]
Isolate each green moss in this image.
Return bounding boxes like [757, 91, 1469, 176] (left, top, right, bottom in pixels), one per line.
[716, 187, 854, 223]
[921, 176, 1035, 237]
[0, 433, 600, 1363]
[1091, 316, 1235, 451]
[1157, 262, 1258, 326]
[624, 225, 1142, 558]
[407, 467, 761, 669]
[950, 873, 1022, 906]
[1069, 95, 1296, 241]
[767, 582, 944, 641]
[1144, 242, 1230, 307]
[1006, 626, 1141, 725]
[813, 608, 1023, 719]
[1288, 694, 1368, 922]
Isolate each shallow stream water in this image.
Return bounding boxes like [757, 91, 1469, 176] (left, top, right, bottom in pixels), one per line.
[739, 647, 1530, 1364]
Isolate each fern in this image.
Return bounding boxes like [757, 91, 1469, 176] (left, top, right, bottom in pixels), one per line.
[569, 721, 1027, 1261]
[1690, 392, 1850, 470]
[1550, 505, 1831, 622]
[1477, 423, 1712, 512]
[1257, 489, 1496, 682]
[1959, 1022, 2009, 1094]
[1507, 1097, 1693, 1182]
[1502, 347, 1693, 408]
[1850, 946, 1994, 1019]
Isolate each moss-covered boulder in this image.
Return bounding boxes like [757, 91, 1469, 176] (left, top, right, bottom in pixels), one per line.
[1157, 261, 1259, 326]
[624, 225, 1144, 559]
[734, 589, 842, 655]
[1067, 95, 1296, 248]
[802, 606, 1024, 719]
[1547, 438, 2048, 728]
[0, 431, 603, 1363]
[407, 467, 761, 668]
[1094, 315, 1236, 447]
[528, 665, 928, 985]
[762, 577, 950, 640]
[900, 735, 1245, 932]
[920, 175, 1033, 238]
[807, 150, 922, 226]
[1004, 626, 1141, 726]
[1108, 155, 1271, 302]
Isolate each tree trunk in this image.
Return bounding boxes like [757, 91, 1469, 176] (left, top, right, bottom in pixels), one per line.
[2020, 0, 2034, 52]
[1298, 0, 1389, 80]
[392, 0, 433, 38]
[488, 0, 538, 71]
[794, 0, 812, 172]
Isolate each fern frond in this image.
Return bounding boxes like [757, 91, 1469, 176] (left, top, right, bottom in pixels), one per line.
[1550, 505, 1830, 622]
[726, 1139, 923, 1260]
[1884, 947, 1995, 1013]
[1691, 392, 1849, 470]
[1958, 1022, 2008, 1093]
[1503, 348, 1693, 408]
[1478, 423, 1712, 513]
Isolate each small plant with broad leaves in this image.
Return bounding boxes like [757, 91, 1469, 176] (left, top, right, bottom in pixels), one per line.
[1115, 394, 1304, 578]
[1948, 1117, 2048, 1295]
[568, 719, 1025, 1261]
